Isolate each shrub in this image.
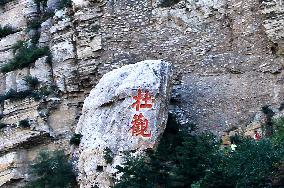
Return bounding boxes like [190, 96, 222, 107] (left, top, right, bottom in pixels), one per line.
[70, 133, 82, 146]
[26, 11, 54, 45]
[0, 84, 56, 103]
[45, 54, 52, 65]
[115, 114, 284, 188]
[0, 0, 10, 6]
[19, 119, 30, 128]
[103, 147, 114, 164]
[58, 0, 72, 9]
[0, 122, 7, 129]
[24, 76, 40, 89]
[26, 11, 55, 31]
[115, 115, 193, 188]
[0, 89, 39, 103]
[262, 105, 276, 136]
[160, 0, 181, 7]
[271, 117, 284, 144]
[27, 18, 43, 30]
[4, 89, 33, 102]
[30, 31, 41, 45]
[1, 42, 50, 73]
[91, 24, 100, 33]
[201, 138, 284, 188]
[0, 25, 16, 38]
[25, 150, 77, 188]
[12, 40, 25, 54]
[115, 152, 154, 188]
[230, 134, 243, 144]
[174, 133, 220, 187]
[33, 0, 48, 8]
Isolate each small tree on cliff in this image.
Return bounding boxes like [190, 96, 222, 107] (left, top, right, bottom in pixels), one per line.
[25, 150, 77, 188]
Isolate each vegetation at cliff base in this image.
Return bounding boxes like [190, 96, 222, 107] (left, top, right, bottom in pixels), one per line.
[115, 115, 284, 188]
[25, 150, 77, 188]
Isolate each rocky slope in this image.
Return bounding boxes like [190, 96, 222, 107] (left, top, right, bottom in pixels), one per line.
[0, 0, 283, 187]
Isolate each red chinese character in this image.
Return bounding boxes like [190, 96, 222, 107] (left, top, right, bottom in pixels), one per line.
[131, 89, 155, 111]
[131, 113, 151, 137]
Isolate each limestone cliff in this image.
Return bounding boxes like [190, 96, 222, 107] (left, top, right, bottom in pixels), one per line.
[0, 0, 283, 187]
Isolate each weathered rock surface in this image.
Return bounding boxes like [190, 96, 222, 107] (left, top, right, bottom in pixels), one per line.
[0, 152, 23, 187]
[75, 60, 173, 188]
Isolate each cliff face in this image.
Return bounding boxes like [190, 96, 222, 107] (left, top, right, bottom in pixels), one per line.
[0, 0, 283, 187]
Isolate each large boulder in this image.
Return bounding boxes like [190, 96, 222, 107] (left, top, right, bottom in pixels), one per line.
[75, 60, 173, 188]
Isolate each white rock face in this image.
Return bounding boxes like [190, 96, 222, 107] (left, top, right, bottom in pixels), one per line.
[30, 56, 53, 86]
[16, 68, 29, 92]
[75, 60, 173, 188]
[5, 72, 16, 93]
[0, 152, 23, 187]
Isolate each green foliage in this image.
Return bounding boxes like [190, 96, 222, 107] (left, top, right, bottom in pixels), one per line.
[27, 11, 54, 32]
[0, 0, 10, 6]
[0, 85, 56, 103]
[174, 134, 220, 187]
[115, 114, 284, 188]
[0, 42, 50, 73]
[271, 117, 284, 144]
[70, 133, 82, 146]
[27, 18, 42, 30]
[91, 24, 100, 33]
[230, 134, 243, 144]
[24, 76, 40, 89]
[25, 150, 77, 188]
[0, 25, 16, 38]
[0, 89, 33, 102]
[33, 0, 48, 8]
[58, 0, 72, 9]
[201, 138, 284, 188]
[115, 114, 193, 188]
[0, 122, 7, 129]
[12, 40, 25, 53]
[45, 54, 52, 65]
[19, 119, 30, 128]
[103, 147, 114, 164]
[262, 105, 276, 136]
[160, 0, 181, 7]
[31, 31, 41, 45]
[115, 152, 155, 188]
